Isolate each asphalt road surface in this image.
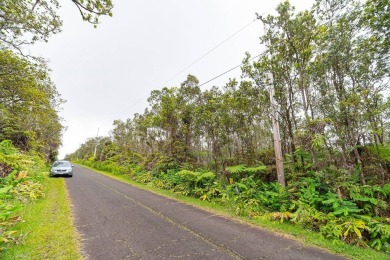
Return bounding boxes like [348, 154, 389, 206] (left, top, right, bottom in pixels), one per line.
[66, 165, 345, 260]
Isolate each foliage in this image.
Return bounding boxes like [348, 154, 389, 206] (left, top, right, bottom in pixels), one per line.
[0, 50, 63, 161]
[368, 219, 390, 252]
[1, 174, 82, 259]
[0, 141, 18, 156]
[226, 164, 268, 181]
[0, 0, 113, 52]
[0, 202, 22, 247]
[361, 0, 390, 56]
[0, 141, 46, 252]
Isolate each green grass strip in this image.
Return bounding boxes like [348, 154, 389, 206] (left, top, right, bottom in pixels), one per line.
[1, 176, 82, 260]
[78, 163, 390, 260]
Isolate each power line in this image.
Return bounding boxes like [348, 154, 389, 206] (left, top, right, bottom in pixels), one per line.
[198, 53, 264, 88]
[161, 19, 258, 87]
[198, 13, 343, 88]
[115, 14, 267, 117]
[115, 2, 296, 117]
[161, 5, 278, 87]
[115, 52, 265, 116]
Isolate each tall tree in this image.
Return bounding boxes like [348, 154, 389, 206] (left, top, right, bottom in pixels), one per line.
[0, 50, 63, 160]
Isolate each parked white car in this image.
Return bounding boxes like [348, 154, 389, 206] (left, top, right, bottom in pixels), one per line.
[50, 160, 73, 177]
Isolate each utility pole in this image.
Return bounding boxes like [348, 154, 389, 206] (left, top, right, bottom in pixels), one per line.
[268, 74, 285, 187]
[93, 128, 99, 158]
[257, 14, 285, 187]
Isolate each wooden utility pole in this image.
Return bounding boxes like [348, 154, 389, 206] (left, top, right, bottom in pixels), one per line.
[257, 13, 285, 187]
[268, 74, 285, 187]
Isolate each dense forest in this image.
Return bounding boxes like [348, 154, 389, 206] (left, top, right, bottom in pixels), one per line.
[69, 0, 390, 252]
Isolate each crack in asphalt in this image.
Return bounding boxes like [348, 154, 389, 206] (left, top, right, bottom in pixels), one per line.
[83, 173, 245, 260]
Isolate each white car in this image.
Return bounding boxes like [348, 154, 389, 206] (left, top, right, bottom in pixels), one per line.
[50, 160, 73, 177]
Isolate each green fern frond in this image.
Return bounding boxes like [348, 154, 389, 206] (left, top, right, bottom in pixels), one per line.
[226, 164, 247, 174]
[245, 165, 267, 173]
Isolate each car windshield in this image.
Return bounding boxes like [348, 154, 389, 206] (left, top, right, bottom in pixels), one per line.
[53, 161, 71, 167]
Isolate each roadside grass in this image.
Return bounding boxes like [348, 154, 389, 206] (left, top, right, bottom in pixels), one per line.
[78, 163, 389, 260]
[1, 176, 82, 260]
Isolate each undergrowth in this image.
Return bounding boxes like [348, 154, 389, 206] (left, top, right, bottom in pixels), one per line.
[0, 140, 47, 253]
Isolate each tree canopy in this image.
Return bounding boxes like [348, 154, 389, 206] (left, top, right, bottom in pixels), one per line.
[0, 50, 63, 160]
[0, 0, 113, 52]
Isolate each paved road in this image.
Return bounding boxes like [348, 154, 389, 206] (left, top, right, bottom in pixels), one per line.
[66, 165, 345, 259]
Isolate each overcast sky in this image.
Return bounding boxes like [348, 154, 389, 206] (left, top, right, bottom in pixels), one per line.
[30, 0, 314, 159]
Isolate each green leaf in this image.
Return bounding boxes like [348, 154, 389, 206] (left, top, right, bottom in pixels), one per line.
[383, 184, 390, 195]
[0, 185, 13, 195]
[226, 165, 247, 174]
[245, 165, 267, 173]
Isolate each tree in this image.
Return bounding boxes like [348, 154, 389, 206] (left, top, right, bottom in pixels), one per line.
[0, 0, 113, 53]
[0, 50, 63, 160]
[71, 0, 113, 24]
[240, 0, 389, 183]
[361, 0, 390, 56]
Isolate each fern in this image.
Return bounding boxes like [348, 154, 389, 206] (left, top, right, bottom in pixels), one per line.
[226, 164, 247, 174]
[196, 172, 215, 185]
[0, 140, 18, 156]
[383, 184, 390, 196]
[226, 164, 267, 175]
[375, 145, 390, 161]
[245, 165, 267, 174]
[320, 219, 343, 240]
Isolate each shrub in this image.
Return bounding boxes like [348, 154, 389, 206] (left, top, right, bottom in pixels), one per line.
[368, 220, 390, 252]
[0, 140, 47, 251]
[290, 201, 328, 231]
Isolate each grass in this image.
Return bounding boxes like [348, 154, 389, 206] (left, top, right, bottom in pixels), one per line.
[78, 163, 390, 260]
[1, 176, 82, 260]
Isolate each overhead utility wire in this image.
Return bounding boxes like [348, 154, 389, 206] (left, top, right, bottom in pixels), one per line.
[198, 52, 263, 88]
[161, 4, 279, 87]
[198, 14, 341, 88]
[116, 3, 281, 117]
[161, 18, 258, 86]
[116, 14, 266, 116]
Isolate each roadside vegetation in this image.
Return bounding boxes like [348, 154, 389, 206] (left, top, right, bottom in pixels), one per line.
[0, 140, 81, 259]
[0, 0, 114, 257]
[68, 0, 390, 256]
